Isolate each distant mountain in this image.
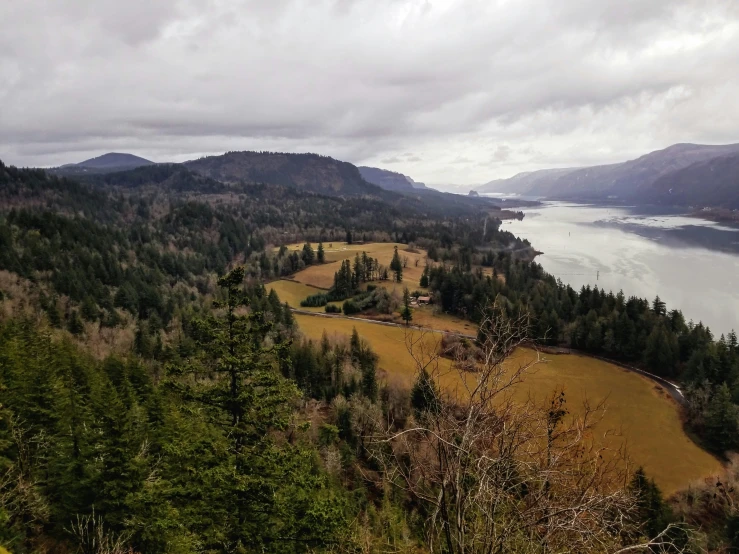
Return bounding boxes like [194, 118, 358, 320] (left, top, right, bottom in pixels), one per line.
[478, 143, 739, 203]
[648, 152, 739, 209]
[76, 152, 154, 170]
[184, 151, 387, 197]
[544, 143, 739, 200]
[53, 152, 155, 175]
[358, 166, 429, 193]
[477, 167, 579, 196]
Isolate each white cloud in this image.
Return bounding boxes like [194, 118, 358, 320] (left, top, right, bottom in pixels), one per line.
[1, 0, 738, 185]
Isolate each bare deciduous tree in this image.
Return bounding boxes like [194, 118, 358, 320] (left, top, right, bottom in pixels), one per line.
[370, 301, 698, 553]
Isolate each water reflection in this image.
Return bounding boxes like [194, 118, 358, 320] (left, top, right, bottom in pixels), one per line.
[505, 202, 739, 335]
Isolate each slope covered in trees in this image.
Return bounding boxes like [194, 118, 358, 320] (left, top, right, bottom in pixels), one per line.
[648, 152, 739, 209]
[358, 165, 427, 192]
[184, 151, 382, 197]
[477, 142, 739, 207]
[0, 156, 734, 551]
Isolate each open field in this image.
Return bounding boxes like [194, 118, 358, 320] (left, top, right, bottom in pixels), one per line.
[265, 280, 341, 312]
[408, 305, 476, 335]
[269, 273, 473, 335]
[294, 313, 722, 494]
[285, 242, 428, 289]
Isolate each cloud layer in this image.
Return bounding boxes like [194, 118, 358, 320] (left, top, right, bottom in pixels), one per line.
[2, 0, 738, 186]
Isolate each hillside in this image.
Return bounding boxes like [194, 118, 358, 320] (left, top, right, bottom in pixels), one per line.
[358, 166, 428, 192]
[1, 155, 734, 552]
[184, 151, 385, 197]
[476, 167, 579, 195]
[478, 143, 739, 203]
[54, 152, 155, 175]
[648, 152, 739, 209]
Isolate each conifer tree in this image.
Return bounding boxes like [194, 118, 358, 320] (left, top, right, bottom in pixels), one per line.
[401, 287, 413, 326]
[167, 266, 342, 548]
[302, 242, 315, 265]
[390, 246, 403, 282]
[317, 241, 325, 263]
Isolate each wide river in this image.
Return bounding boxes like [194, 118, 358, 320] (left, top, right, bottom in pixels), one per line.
[502, 202, 739, 336]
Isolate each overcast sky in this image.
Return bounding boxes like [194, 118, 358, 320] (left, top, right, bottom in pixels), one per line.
[1, 0, 738, 187]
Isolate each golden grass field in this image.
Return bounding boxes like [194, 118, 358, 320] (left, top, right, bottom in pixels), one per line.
[294, 313, 722, 494]
[279, 242, 428, 290]
[265, 280, 341, 312]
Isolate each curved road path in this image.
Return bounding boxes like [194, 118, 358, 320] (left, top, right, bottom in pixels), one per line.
[291, 308, 687, 407]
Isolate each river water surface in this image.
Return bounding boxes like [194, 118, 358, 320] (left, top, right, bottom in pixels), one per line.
[503, 202, 739, 336]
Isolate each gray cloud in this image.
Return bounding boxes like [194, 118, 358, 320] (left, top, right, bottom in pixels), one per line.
[1, 0, 738, 185]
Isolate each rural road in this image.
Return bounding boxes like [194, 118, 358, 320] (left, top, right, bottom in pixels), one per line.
[291, 308, 687, 407]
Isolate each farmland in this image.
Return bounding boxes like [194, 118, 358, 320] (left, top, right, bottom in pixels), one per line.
[281, 242, 428, 289]
[294, 313, 722, 495]
[265, 279, 342, 312]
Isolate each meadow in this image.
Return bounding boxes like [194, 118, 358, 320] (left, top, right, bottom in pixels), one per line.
[265, 279, 341, 312]
[280, 242, 428, 289]
[294, 313, 722, 494]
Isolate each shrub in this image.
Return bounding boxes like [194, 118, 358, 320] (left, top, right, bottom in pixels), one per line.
[343, 300, 360, 315]
[325, 304, 341, 313]
[300, 293, 328, 307]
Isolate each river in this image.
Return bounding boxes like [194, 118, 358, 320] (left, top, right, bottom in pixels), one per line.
[502, 202, 739, 336]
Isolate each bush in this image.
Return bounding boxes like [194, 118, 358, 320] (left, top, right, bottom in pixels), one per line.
[300, 293, 328, 307]
[325, 304, 341, 313]
[343, 300, 360, 315]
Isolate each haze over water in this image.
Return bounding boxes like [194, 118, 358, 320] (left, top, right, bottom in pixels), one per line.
[504, 202, 739, 336]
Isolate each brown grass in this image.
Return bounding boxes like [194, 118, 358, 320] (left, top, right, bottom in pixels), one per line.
[294, 313, 723, 495]
[286, 242, 428, 289]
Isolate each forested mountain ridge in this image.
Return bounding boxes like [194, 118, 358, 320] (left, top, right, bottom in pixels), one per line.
[0, 159, 529, 331]
[358, 165, 429, 192]
[184, 150, 384, 197]
[648, 152, 739, 209]
[477, 167, 579, 195]
[0, 155, 735, 552]
[476, 142, 739, 206]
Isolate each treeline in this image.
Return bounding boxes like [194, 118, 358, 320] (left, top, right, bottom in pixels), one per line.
[328, 247, 405, 303]
[426, 256, 739, 453]
[0, 160, 527, 333]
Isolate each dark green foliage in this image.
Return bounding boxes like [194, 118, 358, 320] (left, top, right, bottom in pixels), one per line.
[167, 267, 345, 549]
[390, 246, 403, 282]
[67, 309, 84, 335]
[317, 241, 325, 263]
[401, 288, 413, 326]
[302, 242, 315, 265]
[411, 369, 441, 420]
[301, 293, 328, 307]
[0, 281, 347, 551]
[325, 304, 341, 313]
[343, 299, 360, 315]
[629, 468, 687, 548]
[705, 383, 739, 452]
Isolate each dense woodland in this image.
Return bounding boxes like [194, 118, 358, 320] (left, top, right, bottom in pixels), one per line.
[1, 158, 738, 552]
[423, 257, 739, 454]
